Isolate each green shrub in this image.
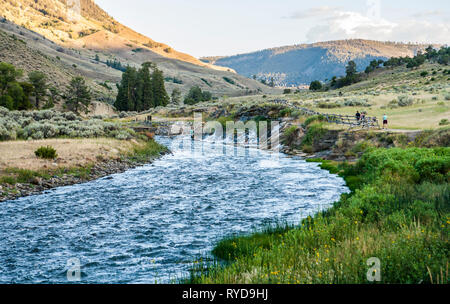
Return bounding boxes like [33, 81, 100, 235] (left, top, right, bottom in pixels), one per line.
[304, 115, 325, 127]
[318, 102, 341, 109]
[0, 107, 136, 141]
[301, 123, 327, 148]
[217, 116, 233, 129]
[339, 98, 371, 107]
[397, 95, 414, 107]
[35, 146, 58, 159]
[414, 157, 450, 183]
[223, 77, 236, 85]
[282, 125, 299, 146]
[439, 119, 449, 126]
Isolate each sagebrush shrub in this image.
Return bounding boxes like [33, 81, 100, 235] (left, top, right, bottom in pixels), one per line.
[397, 95, 414, 107]
[0, 107, 135, 141]
[35, 146, 58, 159]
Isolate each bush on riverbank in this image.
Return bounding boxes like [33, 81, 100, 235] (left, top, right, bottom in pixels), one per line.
[0, 139, 167, 188]
[0, 107, 136, 141]
[188, 147, 449, 284]
[35, 146, 58, 159]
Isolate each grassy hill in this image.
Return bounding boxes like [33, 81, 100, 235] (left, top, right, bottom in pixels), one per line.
[0, 0, 276, 102]
[0, 23, 115, 105]
[150, 61, 449, 131]
[201, 40, 438, 86]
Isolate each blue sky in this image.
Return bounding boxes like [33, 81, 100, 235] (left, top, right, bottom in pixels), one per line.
[95, 0, 450, 57]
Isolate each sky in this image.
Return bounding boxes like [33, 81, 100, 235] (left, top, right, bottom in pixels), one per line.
[95, 0, 450, 58]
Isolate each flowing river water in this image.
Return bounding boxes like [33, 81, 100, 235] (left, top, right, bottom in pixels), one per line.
[0, 136, 349, 283]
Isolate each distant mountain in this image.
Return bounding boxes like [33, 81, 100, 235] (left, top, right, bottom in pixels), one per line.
[0, 0, 273, 99]
[201, 40, 436, 86]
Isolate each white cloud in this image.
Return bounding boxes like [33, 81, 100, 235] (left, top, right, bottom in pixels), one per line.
[288, 6, 342, 19]
[412, 10, 444, 18]
[297, 7, 450, 44]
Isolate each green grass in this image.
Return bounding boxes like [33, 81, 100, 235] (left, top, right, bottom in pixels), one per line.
[0, 166, 92, 185]
[127, 139, 168, 163]
[300, 122, 327, 150]
[0, 168, 51, 184]
[188, 147, 450, 284]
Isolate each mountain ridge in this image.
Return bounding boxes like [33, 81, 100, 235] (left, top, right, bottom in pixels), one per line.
[201, 39, 440, 86]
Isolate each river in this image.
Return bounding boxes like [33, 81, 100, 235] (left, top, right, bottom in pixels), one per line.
[0, 136, 348, 283]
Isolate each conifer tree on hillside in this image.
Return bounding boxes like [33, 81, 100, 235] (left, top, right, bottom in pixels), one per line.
[137, 63, 154, 111]
[114, 66, 137, 111]
[65, 77, 92, 114]
[171, 88, 182, 104]
[151, 67, 170, 107]
[28, 71, 47, 109]
[114, 63, 169, 111]
[0, 62, 33, 110]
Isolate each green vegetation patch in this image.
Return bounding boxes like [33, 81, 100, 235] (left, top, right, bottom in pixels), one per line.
[127, 139, 168, 163]
[35, 146, 58, 159]
[188, 147, 450, 284]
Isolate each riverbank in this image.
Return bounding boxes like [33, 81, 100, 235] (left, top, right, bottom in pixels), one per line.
[188, 147, 449, 284]
[280, 115, 450, 161]
[0, 138, 168, 202]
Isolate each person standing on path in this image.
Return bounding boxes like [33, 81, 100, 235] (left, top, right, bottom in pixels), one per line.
[383, 114, 388, 129]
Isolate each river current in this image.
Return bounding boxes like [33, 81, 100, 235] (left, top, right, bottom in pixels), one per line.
[0, 136, 348, 283]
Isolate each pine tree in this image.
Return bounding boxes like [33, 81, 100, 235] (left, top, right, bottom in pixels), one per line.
[65, 77, 91, 114]
[114, 63, 168, 111]
[171, 88, 182, 104]
[151, 67, 169, 107]
[28, 71, 47, 109]
[114, 66, 138, 111]
[0, 62, 22, 96]
[137, 63, 154, 111]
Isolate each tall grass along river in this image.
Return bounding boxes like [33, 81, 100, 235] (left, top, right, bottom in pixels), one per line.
[0, 136, 348, 283]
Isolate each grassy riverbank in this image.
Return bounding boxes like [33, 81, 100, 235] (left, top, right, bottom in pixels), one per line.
[0, 138, 167, 201]
[189, 147, 449, 284]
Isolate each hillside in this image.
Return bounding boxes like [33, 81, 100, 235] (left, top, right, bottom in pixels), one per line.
[0, 0, 219, 70]
[0, 24, 115, 103]
[201, 40, 437, 86]
[148, 60, 449, 131]
[0, 0, 275, 100]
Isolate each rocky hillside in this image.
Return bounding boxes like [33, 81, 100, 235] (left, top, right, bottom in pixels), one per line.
[202, 39, 436, 86]
[0, 0, 274, 99]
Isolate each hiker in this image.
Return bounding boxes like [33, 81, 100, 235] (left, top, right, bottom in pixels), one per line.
[361, 112, 366, 121]
[383, 114, 388, 129]
[356, 111, 361, 121]
[190, 129, 194, 140]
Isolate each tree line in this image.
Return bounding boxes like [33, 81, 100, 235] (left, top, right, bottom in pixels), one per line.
[183, 86, 212, 105]
[114, 62, 170, 111]
[0, 62, 92, 114]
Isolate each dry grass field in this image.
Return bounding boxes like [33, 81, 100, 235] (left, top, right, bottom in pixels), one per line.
[0, 138, 141, 171]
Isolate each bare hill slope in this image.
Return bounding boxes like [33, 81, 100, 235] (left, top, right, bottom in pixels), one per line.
[0, 0, 274, 99]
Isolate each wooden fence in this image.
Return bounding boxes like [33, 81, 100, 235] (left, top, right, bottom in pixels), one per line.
[271, 99, 381, 130]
